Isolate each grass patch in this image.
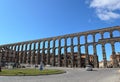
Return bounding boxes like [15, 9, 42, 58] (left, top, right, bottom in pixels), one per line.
[0, 69, 65, 76]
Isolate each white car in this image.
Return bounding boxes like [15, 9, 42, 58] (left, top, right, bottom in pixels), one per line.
[85, 65, 93, 71]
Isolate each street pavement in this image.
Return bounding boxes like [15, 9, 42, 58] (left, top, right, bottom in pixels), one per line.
[0, 67, 120, 82]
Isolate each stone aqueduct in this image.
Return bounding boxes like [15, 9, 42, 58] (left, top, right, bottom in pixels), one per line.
[0, 26, 120, 68]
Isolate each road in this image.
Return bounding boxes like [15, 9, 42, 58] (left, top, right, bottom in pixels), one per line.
[0, 67, 120, 82]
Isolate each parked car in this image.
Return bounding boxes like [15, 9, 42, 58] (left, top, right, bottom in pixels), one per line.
[85, 65, 93, 71]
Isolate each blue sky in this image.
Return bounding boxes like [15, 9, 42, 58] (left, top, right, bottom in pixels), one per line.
[0, 0, 120, 61]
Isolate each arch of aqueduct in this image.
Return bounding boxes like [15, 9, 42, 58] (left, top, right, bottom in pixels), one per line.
[0, 26, 120, 68]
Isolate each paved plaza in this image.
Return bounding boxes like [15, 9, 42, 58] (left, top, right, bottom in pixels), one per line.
[0, 68, 120, 82]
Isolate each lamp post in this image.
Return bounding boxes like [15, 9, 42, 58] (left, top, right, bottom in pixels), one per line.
[0, 52, 2, 72]
[0, 61, 1, 72]
[0, 48, 5, 72]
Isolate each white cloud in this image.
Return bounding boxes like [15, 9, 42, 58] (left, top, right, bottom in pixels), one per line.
[97, 10, 120, 21]
[87, 0, 120, 21]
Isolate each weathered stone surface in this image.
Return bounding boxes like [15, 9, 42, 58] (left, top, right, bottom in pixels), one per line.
[0, 26, 120, 68]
